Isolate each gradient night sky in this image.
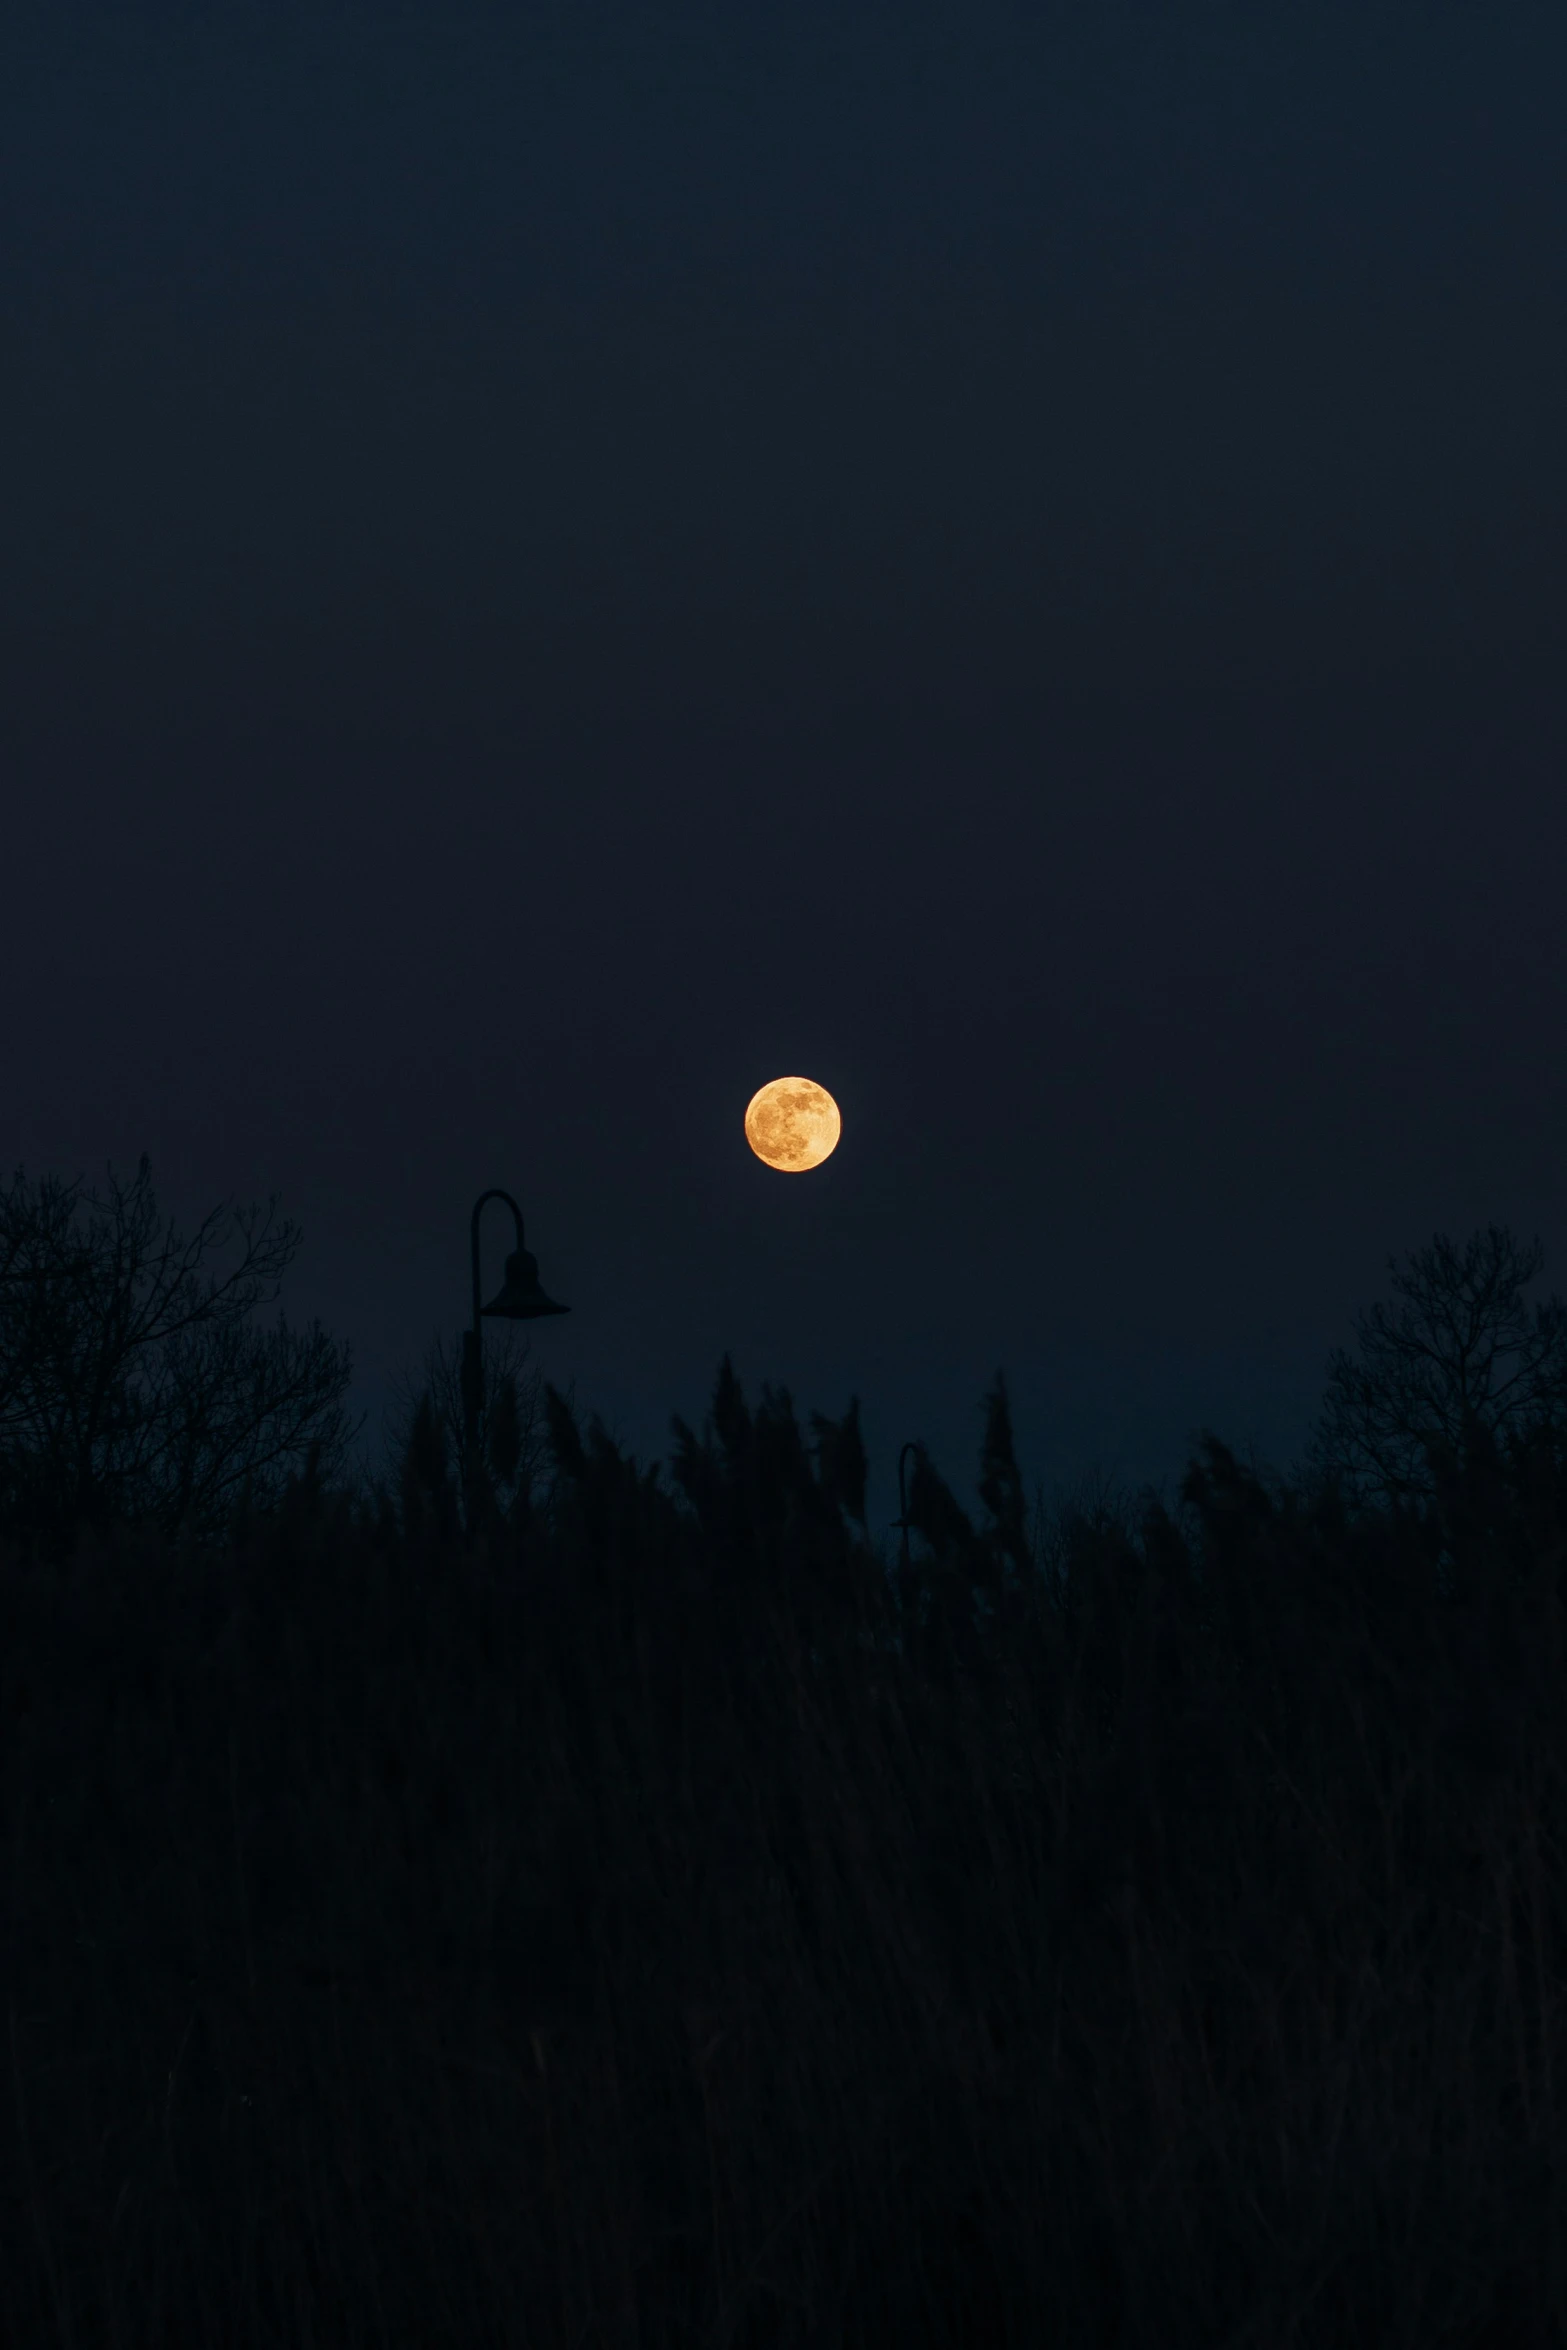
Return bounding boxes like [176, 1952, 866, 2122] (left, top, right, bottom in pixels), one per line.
[5, 1, 1564, 1536]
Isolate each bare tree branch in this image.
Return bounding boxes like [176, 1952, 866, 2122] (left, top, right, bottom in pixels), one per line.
[0, 1156, 358, 1550]
[1304, 1224, 1567, 1514]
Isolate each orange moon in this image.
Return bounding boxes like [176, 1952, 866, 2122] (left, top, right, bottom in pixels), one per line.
[744, 1076, 842, 1172]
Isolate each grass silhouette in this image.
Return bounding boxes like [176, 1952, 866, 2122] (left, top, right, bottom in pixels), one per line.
[2, 1354, 1565, 2347]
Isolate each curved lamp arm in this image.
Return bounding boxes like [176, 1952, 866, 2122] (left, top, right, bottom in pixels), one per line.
[470, 1188, 527, 1341]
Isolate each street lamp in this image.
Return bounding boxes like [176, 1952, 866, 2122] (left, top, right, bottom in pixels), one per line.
[462, 1188, 568, 1531]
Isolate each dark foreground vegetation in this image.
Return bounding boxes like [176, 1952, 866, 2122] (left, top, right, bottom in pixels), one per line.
[4, 1350, 1567, 2348]
[4, 1167, 1567, 2344]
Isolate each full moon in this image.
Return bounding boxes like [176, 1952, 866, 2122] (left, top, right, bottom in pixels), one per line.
[744, 1076, 842, 1172]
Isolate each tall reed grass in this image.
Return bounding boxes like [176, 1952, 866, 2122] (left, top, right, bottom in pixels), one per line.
[2, 1365, 1563, 2347]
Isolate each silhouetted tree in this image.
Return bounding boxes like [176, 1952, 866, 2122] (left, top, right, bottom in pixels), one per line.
[541, 1382, 676, 1594]
[896, 1442, 989, 1687]
[0, 1155, 357, 1554]
[1304, 1224, 1567, 1516]
[668, 1360, 893, 1685]
[398, 1391, 460, 1541]
[669, 1354, 839, 1552]
[976, 1371, 1030, 1585]
[382, 1320, 551, 1540]
[710, 1350, 751, 1468]
[809, 1394, 869, 1531]
[0, 1204, 93, 1432]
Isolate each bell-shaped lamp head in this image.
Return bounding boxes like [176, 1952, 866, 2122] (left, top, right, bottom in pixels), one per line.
[480, 1246, 569, 1320]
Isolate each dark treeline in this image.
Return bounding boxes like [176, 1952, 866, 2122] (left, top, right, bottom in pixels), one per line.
[4, 1163, 1567, 2345]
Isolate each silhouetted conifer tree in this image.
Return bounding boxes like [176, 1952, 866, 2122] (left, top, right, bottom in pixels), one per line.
[382, 1323, 547, 1541]
[897, 1444, 989, 1688]
[670, 1358, 830, 1550]
[976, 1371, 1030, 1586]
[811, 1395, 869, 1530]
[543, 1378, 587, 1483]
[486, 1367, 524, 1488]
[399, 1390, 459, 1541]
[710, 1351, 752, 1468]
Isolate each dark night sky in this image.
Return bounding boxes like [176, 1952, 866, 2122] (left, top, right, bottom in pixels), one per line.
[4, 0, 1565, 1536]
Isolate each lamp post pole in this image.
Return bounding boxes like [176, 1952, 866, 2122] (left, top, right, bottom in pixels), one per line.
[462, 1188, 568, 1540]
[892, 1440, 919, 1575]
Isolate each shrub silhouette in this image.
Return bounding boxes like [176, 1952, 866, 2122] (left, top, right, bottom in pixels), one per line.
[3, 1328, 1567, 2345]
